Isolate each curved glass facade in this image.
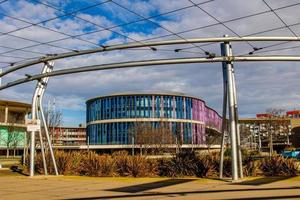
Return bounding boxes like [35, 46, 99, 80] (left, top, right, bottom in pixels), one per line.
[86, 93, 222, 145]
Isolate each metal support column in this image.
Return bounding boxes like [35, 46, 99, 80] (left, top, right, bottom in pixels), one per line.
[38, 61, 58, 175]
[219, 44, 228, 179]
[221, 36, 238, 181]
[230, 45, 243, 179]
[29, 61, 57, 176]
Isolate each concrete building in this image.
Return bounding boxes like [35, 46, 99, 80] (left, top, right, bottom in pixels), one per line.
[0, 99, 31, 156]
[239, 112, 300, 150]
[86, 92, 222, 150]
[51, 126, 86, 146]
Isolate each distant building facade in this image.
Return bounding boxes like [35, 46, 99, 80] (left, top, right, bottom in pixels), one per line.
[86, 92, 222, 147]
[51, 126, 86, 146]
[0, 99, 31, 155]
[240, 111, 300, 150]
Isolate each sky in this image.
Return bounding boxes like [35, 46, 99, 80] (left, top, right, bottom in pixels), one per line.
[1, 0, 300, 127]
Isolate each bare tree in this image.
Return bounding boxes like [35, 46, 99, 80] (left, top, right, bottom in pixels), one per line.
[151, 121, 174, 154]
[0, 124, 24, 157]
[44, 104, 63, 145]
[265, 108, 290, 155]
[205, 122, 221, 153]
[129, 120, 174, 155]
[239, 124, 252, 148]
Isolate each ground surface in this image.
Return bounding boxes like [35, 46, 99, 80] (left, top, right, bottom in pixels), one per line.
[1, 170, 300, 200]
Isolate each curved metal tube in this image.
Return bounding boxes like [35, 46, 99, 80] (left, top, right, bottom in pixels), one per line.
[38, 62, 59, 175]
[1, 36, 300, 77]
[1, 55, 300, 91]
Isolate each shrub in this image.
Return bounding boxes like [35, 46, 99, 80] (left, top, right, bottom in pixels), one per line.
[27, 150, 299, 178]
[113, 151, 158, 177]
[261, 156, 299, 176]
[171, 150, 198, 177]
[194, 153, 218, 178]
[113, 151, 130, 176]
[79, 152, 115, 177]
[243, 155, 261, 177]
[157, 158, 175, 177]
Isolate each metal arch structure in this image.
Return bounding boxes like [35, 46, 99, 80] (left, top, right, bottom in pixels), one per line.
[1, 36, 300, 181]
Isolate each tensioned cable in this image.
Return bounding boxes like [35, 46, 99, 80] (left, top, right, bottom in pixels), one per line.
[110, 0, 211, 55]
[0, 0, 214, 58]
[156, 2, 300, 52]
[29, 0, 170, 52]
[0, 30, 76, 52]
[0, 56, 41, 69]
[247, 0, 300, 54]
[139, 3, 300, 42]
[0, 0, 113, 55]
[0, 54, 40, 60]
[0, 0, 202, 58]
[250, 44, 300, 54]
[187, 0, 255, 50]
[262, 0, 298, 37]
[195, 1, 300, 54]
[1, 1, 298, 58]
[0, 0, 111, 37]
[0, 13, 102, 49]
[0, 44, 45, 55]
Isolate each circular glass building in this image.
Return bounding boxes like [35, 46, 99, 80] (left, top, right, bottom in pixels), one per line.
[86, 92, 222, 147]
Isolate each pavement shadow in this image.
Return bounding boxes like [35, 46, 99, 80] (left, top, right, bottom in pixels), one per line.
[64, 186, 300, 200]
[223, 194, 300, 200]
[234, 176, 292, 186]
[106, 178, 196, 193]
[10, 165, 29, 176]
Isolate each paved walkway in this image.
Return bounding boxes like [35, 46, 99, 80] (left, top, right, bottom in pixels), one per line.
[1, 171, 300, 200]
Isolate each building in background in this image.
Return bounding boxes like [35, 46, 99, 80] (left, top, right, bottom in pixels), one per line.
[86, 92, 222, 150]
[0, 99, 30, 156]
[51, 126, 86, 146]
[239, 111, 300, 151]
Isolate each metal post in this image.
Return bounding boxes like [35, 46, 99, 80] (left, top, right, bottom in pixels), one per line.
[87, 135, 90, 152]
[258, 124, 262, 152]
[230, 49, 243, 178]
[29, 62, 54, 176]
[38, 61, 58, 175]
[219, 43, 228, 179]
[34, 96, 47, 175]
[29, 79, 40, 176]
[221, 36, 238, 181]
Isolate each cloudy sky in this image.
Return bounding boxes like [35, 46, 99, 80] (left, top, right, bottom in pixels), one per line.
[1, 0, 300, 126]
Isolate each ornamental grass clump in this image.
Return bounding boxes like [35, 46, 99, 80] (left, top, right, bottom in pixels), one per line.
[195, 153, 218, 178]
[261, 155, 299, 177]
[79, 152, 115, 177]
[113, 151, 158, 177]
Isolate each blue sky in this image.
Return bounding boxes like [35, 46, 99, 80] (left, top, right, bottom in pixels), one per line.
[1, 0, 300, 127]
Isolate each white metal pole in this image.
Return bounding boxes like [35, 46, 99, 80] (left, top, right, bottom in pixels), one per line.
[29, 63, 51, 177]
[29, 75, 45, 176]
[36, 100, 48, 175]
[229, 44, 243, 179]
[222, 37, 239, 181]
[219, 43, 228, 179]
[39, 61, 58, 175]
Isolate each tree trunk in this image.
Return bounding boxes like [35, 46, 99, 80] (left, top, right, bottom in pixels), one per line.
[6, 148, 9, 158]
[13, 149, 16, 157]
